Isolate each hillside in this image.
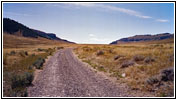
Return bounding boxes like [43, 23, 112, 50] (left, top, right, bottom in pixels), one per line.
[110, 33, 174, 44]
[3, 18, 74, 44]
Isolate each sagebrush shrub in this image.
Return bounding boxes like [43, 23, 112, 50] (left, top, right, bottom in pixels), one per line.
[121, 60, 135, 68]
[10, 51, 16, 55]
[33, 57, 45, 69]
[144, 56, 155, 63]
[11, 72, 34, 89]
[96, 50, 104, 56]
[133, 55, 145, 62]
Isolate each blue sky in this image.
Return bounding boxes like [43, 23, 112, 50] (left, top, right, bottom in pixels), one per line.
[3, 3, 174, 44]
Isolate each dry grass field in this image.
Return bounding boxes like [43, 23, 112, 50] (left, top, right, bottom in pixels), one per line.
[3, 33, 174, 97]
[74, 39, 174, 97]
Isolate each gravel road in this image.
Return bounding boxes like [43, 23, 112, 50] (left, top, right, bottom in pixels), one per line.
[27, 48, 145, 97]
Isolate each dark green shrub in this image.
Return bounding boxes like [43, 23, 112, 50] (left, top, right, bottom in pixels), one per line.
[37, 48, 43, 51]
[160, 67, 174, 82]
[133, 55, 145, 62]
[31, 53, 35, 57]
[11, 72, 34, 89]
[144, 56, 155, 63]
[24, 72, 34, 85]
[46, 48, 55, 55]
[33, 57, 45, 69]
[10, 51, 16, 55]
[28, 65, 33, 70]
[121, 60, 135, 68]
[146, 76, 159, 85]
[11, 74, 25, 89]
[37, 48, 47, 52]
[23, 89, 28, 97]
[96, 50, 104, 56]
[9, 89, 28, 97]
[24, 51, 28, 56]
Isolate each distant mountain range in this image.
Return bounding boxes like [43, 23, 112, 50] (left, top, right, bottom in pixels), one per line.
[110, 33, 174, 44]
[3, 18, 75, 44]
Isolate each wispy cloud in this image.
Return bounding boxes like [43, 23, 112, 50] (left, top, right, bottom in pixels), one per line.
[48, 3, 169, 22]
[4, 12, 32, 16]
[65, 3, 152, 19]
[46, 3, 72, 9]
[69, 3, 96, 7]
[156, 19, 169, 22]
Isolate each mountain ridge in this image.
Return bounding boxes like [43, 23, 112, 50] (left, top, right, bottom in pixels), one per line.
[3, 18, 75, 44]
[110, 33, 174, 44]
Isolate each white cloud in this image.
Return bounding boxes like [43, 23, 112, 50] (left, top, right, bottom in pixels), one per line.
[89, 34, 95, 37]
[156, 19, 169, 22]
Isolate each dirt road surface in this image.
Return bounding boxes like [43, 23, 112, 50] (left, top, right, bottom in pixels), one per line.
[27, 48, 149, 97]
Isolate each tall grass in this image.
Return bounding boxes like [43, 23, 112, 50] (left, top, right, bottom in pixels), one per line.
[74, 42, 174, 96]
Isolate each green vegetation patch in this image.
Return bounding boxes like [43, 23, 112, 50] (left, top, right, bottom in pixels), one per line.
[3, 47, 56, 97]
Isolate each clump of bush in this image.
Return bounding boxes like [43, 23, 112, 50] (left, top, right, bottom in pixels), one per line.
[47, 48, 55, 55]
[121, 60, 135, 68]
[114, 55, 124, 60]
[19, 51, 28, 57]
[97, 66, 106, 72]
[146, 76, 159, 85]
[144, 56, 155, 63]
[146, 67, 174, 86]
[10, 88, 28, 97]
[11, 72, 34, 89]
[160, 67, 174, 82]
[133, 55, 145, 62]
[96, 50, 104, 56]
[145, 67, 174, 95]
[28, 65, 33, 70]
[37, 48, 47, 52]
[31, 53, 35, 57]
[33, 57, 45, 69]
[10, 51, 16, 55]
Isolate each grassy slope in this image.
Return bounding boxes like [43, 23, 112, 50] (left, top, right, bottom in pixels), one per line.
[74, 38, 174, 97]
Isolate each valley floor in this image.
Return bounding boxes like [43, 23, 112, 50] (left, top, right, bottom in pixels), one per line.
[27, 48, 154, 97]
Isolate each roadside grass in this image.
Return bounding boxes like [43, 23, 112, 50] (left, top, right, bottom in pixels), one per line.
[3, 47, 58, 97]
[3, 34, 67, 97]
[74, 40, 174, 96]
